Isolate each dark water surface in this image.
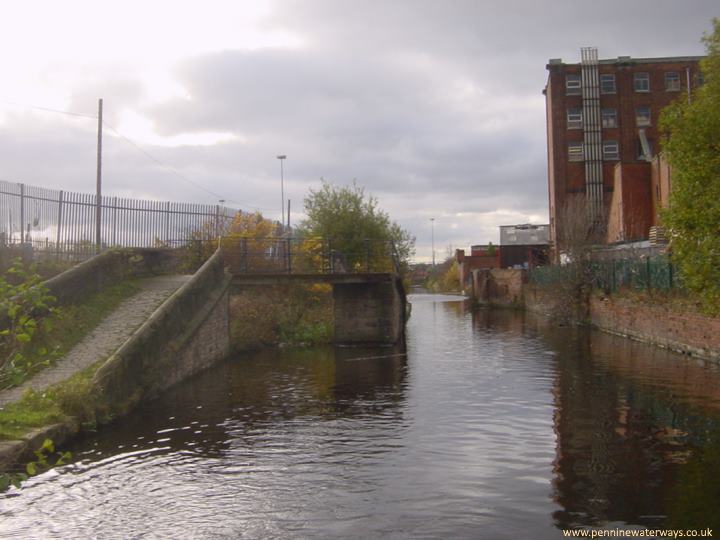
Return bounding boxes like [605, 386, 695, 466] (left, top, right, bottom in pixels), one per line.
[2, 294, 720, 538]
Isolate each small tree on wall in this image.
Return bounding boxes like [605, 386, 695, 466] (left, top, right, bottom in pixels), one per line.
[551, 196, 607, 322]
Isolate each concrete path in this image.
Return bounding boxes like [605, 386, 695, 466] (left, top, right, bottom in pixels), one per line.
[0, 274, 190, 408]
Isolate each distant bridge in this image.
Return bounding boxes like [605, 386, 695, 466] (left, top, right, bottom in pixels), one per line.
[221, 236, 407, 346]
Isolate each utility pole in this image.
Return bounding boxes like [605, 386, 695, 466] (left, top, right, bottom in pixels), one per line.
[96, 98, 103, 252]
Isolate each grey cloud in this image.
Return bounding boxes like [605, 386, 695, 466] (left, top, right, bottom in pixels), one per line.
[3, 0, 716, 259]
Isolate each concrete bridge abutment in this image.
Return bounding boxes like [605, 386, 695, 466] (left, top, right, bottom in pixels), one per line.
[332, 276, 406, 346]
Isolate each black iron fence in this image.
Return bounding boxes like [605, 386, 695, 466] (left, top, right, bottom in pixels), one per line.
[222, 236, 401, 275]
[529, 256, 680, 293]
[1, 180, 236, 260]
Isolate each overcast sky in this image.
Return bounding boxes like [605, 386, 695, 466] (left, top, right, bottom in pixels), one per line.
[0, 1, 715, 261]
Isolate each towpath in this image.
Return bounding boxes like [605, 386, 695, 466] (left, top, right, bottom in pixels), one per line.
[0, 274, 190, 408]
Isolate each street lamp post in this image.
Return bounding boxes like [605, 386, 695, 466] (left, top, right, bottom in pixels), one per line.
[277, 155, 287, 229]
[430, 217, 435, 268]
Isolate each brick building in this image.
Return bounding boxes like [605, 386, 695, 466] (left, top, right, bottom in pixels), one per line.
[544, 48, 703, 259]
[455, 245, 501, 289]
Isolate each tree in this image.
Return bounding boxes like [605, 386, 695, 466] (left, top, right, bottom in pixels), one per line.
[297, 181, 415, 272]
[660, 18, 720, 314]
[547, 196, 607, 322]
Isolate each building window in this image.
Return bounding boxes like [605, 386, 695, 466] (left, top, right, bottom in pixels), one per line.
[635, 106, 651, 126]
[601, 108, 617, 128]
[567, 108, 583, 129]
[600, 74, 616, 94]
[568, 142, 584, 162]
[634, 72, 650, 92]
[566, 74, 581, 95]
[603, 140, 619, 160]
[665, 71, 680, 91]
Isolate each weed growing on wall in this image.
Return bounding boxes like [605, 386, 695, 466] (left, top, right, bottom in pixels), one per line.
[0, 259, 58, 387]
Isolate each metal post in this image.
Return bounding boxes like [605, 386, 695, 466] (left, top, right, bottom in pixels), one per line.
[56, 190, 64, 258]
[112, 196, 118, 246]
[286, 237, 292, 273]
[96, 98, 103, 252]
[165, 200, 171, 244]
[365, 239, 370, 272]
[242, 237, 248, 272]
[20, 183, 25, 244]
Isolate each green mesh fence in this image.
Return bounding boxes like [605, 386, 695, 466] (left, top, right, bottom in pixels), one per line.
[529, 256, 680, 292]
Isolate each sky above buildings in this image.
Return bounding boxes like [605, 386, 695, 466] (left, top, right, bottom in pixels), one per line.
[0, 1, 716, 261]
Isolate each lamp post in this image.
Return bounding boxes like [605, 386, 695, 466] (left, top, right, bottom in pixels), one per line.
[430, 217, 435, 268]
[277, 155, 286, 229]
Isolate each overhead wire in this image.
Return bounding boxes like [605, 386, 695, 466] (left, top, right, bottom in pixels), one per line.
[1, 98, 277, 213]
[0, 99, 97, 120]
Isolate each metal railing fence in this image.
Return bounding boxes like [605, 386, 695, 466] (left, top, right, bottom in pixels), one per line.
[221, 236, 401, 275]
[1, 180, 236, 260]
[529, 256, 680, 293]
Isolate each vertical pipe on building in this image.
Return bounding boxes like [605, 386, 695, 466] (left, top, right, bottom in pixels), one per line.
[581, 47, 603, 220]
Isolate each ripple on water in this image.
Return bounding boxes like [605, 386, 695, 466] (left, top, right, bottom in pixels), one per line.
[2, 297, 720, 538]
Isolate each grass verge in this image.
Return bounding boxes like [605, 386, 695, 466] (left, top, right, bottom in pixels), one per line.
[0, 359, 104, 441]
[1, 280, 141, 389]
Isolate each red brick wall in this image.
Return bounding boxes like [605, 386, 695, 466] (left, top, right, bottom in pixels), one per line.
[459, 253, 501, 286]
[590, 295, 720, 361]
[545, 57, 702, 256]
[650, 155, 672, 227]
[524, 284, 720, 360]
[607, 163, 652, 242]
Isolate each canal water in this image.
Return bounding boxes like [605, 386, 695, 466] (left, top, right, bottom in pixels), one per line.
[2, 294, 720, 538]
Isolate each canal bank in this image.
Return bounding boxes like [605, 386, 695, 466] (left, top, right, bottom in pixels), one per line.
[469, 268, 720, 362]
[2, 294, 719, 537]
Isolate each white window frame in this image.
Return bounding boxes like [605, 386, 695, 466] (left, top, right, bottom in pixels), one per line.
[601, 108, 617, 128]
[665, 72, 681, 91]
[568, 142, 584, 162]
[603, 140, 619, 160]
[565, 74, 581, 95]
[634, 72, 650, 92]
[567, 108, 583, 129]
[600, 74, 616, 94]
[635, 106, 651, 127]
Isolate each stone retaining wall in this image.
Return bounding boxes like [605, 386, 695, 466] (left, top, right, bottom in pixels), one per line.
[471, 268, 525, 307]
[91, 248, 230, 417]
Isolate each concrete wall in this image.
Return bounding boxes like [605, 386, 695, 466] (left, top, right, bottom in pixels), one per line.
[43, 248, 181, 306]
[92, 248, 230, 416]
[332, 276, 406, 346]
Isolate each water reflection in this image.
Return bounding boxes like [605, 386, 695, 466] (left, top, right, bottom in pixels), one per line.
[1, 295, 719, 538]
[535, 317, 720, 531]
